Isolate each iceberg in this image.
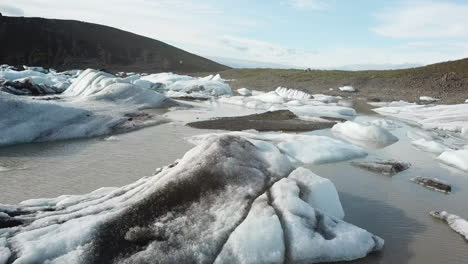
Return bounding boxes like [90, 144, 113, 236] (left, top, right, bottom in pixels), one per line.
[0, 69, 172, 147]
[430, 211, 468, 241]
[0, 134, 383, 264]
[332, 121, 398, 148]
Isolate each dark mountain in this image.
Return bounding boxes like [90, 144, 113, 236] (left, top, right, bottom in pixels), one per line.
[0, 14, 229, 73]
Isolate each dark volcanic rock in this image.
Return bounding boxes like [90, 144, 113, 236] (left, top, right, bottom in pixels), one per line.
[187, 110, 337, 132]
[412, 177, 451, 193]
[351, 160, 411, 175]
[0, 16, 229, 73]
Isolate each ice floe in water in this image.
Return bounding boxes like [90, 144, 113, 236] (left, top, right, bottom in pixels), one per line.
[437, 149, 468, 171]
[374, 103, 468, 134]
[430, 211, 468, 241]
[217, 87, 354, 120]
[236, 88, 252, 96]
[411, 139, 450, 154]
[0, 134, 382, 264]
[332, 121, 398, 148]
[339, 86, 356, 92]
[0, 69, 173, 147]
[189, 131, 368, 164]
[420, 96, 440, 102]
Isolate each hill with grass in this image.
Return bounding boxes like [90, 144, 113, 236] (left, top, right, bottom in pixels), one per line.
[0, 15, 229, 73]
[214, 58, 468, 104]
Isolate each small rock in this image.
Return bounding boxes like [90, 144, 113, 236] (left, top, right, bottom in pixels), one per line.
[412, 177, 451, 193]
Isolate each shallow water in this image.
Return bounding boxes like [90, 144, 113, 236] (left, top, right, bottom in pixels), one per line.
[0, 101, 467, 263]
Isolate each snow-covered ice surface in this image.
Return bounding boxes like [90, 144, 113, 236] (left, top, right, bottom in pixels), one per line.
[0, 134, 383, 264]
[411, 139, 450, 154]
[374, 103, 468, 134]
[430, 211, 468, 241]
[332, 121, 399, 148]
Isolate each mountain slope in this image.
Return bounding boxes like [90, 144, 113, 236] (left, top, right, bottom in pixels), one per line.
[0, 15, 229, 73]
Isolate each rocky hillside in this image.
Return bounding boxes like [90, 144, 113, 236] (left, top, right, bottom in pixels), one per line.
[0, 15, 229, 73]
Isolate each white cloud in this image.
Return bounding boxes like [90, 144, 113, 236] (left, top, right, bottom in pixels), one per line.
[373, 1, 468, 38]
[288, 0, 327, 10]
[0, 4, 24, 16]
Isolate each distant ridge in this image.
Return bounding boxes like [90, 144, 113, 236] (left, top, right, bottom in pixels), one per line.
[0, 15, 229, 73]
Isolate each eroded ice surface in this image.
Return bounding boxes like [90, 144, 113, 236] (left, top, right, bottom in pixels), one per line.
[0, 134, 383, 264]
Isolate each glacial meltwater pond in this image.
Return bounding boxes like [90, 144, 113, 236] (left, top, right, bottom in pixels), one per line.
[1, 100, 467, 264]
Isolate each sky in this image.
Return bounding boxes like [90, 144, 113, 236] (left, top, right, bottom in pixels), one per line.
[1, 0, 468, 69]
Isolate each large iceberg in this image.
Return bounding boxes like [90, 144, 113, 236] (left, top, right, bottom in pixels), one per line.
[0, 134, 383, 264]
[0, 69, 172, 147]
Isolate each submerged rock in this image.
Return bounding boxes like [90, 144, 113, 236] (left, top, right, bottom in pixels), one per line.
[430, 211, 468, 242]
[412, 177, 451, 193]
[188, 110, 337, 132]
[0, 135, 383, 264]
[351, 160, 410, 175]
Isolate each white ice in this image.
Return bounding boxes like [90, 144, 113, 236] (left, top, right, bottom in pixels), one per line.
[332, 121, 398, 147]
[437, 149, 468, 171]
[431, 211, 468, 241]
[237, 88, 252, 96]
[339, 86, 356, 92]
[412, 139, 450, 154]
[420, 96, 440, 102]
[374, 103, 468, 134]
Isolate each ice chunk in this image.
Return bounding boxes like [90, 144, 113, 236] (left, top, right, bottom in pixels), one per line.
[430, 211, 468, 241]
[237, 88, 252, 96]
[420, 96, 440, 102]
[374, 103, 468, 134]
[412, 139, 450, 154]
[0, 237, 11, 264]
[270, 177, 383, 263]
[339, 86, 356, 92]
[438, 149, 468, 171]
[275, 87, 312, 100]
[332, 121, 398, 147]
[369, 119, 400, 129]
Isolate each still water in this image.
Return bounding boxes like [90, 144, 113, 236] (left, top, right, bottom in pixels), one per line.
[0, 101, 467, 263]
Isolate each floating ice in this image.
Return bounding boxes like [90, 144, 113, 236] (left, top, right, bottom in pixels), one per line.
[0, 134, 382, 263]
[332, 121, 398, 148]
[438, 149, 468, 171]
[430, 211, 468, 241]
[339, 86, 356, 92]
[369, 119, 401, 129]
[374, 103, 468, 134]
[420, 96, 440, 102]
[412, 139, 450, 154]
[0, 69, 171, 147]
[237, 88, 252, 96]
[190, 131, 367, 164]
[275, 87, 312, 100]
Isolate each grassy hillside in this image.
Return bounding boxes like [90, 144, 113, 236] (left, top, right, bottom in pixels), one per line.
[0, 15, 229, 73]
[210, 58, 468, 104]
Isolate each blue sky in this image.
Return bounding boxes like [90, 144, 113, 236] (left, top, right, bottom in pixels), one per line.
[1, 0, 468, 68]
